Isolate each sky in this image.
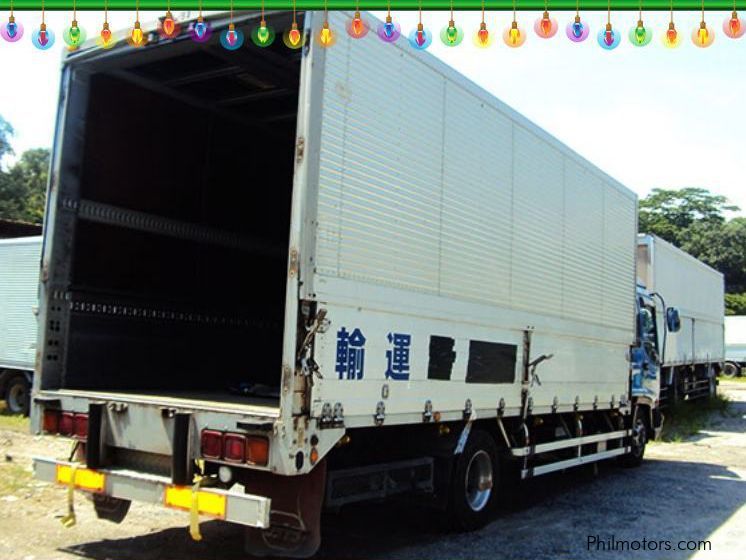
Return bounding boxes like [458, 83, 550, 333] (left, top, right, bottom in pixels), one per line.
[0, 9, 744, 215]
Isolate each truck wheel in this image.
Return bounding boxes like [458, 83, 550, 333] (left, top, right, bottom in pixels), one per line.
[722, 362, 740, 378]
[447, 430, 499, 531]
[619, 416, 647, 468]
[4, 374, 30, 416]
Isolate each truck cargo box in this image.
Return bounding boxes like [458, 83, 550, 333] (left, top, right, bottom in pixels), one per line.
[35, 9, 636, 452]
[0, 236, 41, 371]
[636, 234, 724, 368]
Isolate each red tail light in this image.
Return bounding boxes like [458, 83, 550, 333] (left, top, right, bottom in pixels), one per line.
[59, 412, 75, 436]
[246, 436, 269, 466]
[73, 413, 89, 439]
[43, 409, 61, 434]
[201, 429, 223, 459]
[223, 433, 247, 463]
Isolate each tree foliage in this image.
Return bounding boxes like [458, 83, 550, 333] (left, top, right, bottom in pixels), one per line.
[0, 115, 49, 224]
[638, 188, 745, 315]
[639, 188, 738, 246]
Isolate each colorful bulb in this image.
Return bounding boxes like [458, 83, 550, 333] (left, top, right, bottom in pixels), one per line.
[440, 20, 463, 46]
[566, 16, 589, 42]
[98, 21, 114, 49]
[447, 23, 457, 43]
[597, 23, 620, 50]
[408, 22, 432, 50]
[724, 11, 745, 38]
[251, 19, 275, 47]
[1, 15, 24, 42]
[190, 17, 212, 43]
[220, 23, 244, 50]
[283, 22, 302, 49]
[63, 20, 87, 49]
[475, 22, 490, 47]
[319, 21, 334, 47]
[662, 22, 680, 48]
[692, 21, 714, 47]
[347, 11, 369, 38]
[629, 20, 652, 46]
[534, 11, 558, 38]
[289, 26, 301, 45]
[159, 11, 181, 39]
[503, 21, 526, 48]
[31, 23, 55, 50]
[163, 13, 175, 36]
[130, 22, 144, 47]
[377, 16, 401, 43]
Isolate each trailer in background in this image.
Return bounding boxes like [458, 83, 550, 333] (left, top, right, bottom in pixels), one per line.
[0, 236, 42, 414]
[724, 316, 746, 377]
[636, 234, 724, 402]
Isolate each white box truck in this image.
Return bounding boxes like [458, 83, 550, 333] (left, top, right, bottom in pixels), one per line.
[32, 11, 670, 556]
[0, 236, 42, 414]
[724, 316, 746, 377]
[636, 234, 724, 402]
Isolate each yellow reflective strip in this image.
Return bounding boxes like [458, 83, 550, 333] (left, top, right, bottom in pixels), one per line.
[164, 486, 226, 519]
[55, 465, 106, 492]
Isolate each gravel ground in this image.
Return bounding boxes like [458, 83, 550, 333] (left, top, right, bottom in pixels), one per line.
[1, 383, 744, 560]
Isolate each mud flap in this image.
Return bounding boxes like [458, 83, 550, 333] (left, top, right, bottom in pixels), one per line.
[244, 460, 327, 558]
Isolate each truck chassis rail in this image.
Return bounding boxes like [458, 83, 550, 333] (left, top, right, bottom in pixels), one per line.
[33, 457, 271, 529]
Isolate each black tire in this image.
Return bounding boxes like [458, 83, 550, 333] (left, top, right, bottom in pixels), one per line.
[722, 362, 740, 378]
[447, 429, 499, 532]
[4, 374, 30, 416]
[619, 414, 647, 468]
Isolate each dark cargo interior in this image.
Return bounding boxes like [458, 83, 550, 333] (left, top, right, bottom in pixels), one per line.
[57, 13, 304, 403]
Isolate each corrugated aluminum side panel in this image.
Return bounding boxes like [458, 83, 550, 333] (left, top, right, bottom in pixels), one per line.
[308, 12, 636, 422]
[639, 234, 725, 364]
[0, 237, 42, 371]
[315, 12, 635, 331]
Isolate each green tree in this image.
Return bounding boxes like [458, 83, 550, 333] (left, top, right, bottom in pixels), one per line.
[725, 293, 746, 316]
[680, 217, 746, 295]
[0, 148, 50, 223]
[638, 187, 738, 246]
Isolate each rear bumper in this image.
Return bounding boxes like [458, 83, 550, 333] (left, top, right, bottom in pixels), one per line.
[33, 457, 271, 529]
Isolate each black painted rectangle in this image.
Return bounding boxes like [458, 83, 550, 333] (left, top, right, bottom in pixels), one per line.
[466, 341, 517, 384]
[428, 336, 456, 381]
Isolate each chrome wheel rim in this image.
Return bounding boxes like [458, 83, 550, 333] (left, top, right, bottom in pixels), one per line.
[465, 450, 493, 512]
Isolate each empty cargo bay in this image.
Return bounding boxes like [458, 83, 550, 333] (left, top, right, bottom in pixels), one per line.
[49, 13, 305, 406]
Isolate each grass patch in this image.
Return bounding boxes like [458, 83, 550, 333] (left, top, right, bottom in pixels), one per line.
[721, 375, 746, 384]
[660, 394, 732, 442]
[0, 404, 29, 432]
[0, 462, 32, 496]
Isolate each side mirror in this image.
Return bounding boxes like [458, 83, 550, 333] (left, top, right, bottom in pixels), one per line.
[666, 308, 681, 333]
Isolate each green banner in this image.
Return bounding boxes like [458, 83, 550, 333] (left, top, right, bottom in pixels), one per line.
[0, 1, 740, 11]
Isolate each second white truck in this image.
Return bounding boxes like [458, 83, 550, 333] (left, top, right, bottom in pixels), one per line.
[636, 234, 724, 403]
[0, 236, 42, 414]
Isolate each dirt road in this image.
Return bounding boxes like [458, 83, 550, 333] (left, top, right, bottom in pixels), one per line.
[1, 383, 744, 560]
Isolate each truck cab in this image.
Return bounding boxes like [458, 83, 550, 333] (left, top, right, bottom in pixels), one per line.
[632, 284, 682, 436]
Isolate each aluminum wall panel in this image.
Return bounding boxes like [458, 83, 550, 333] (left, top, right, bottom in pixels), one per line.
[0, 237, 42, 370]
[637, 234, 725, 364]
[308, 12, 637, 422]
